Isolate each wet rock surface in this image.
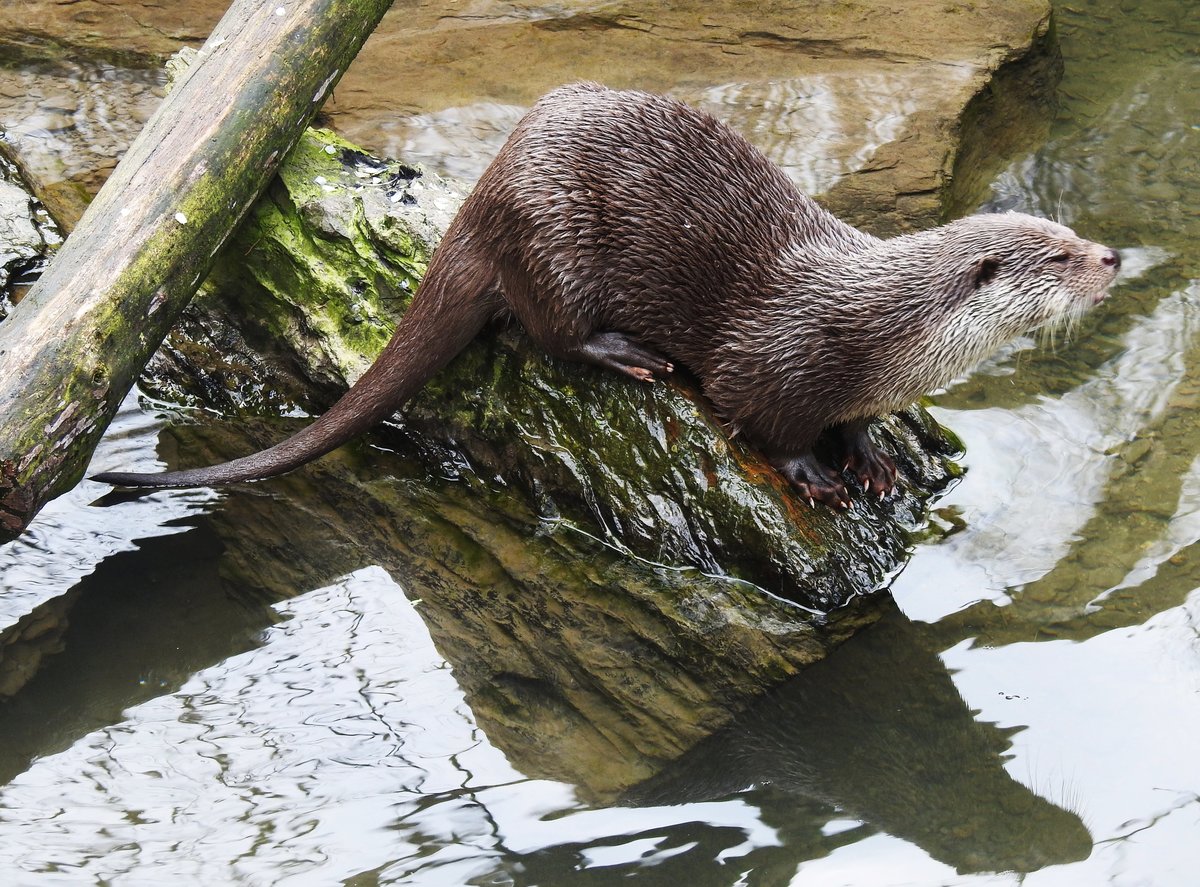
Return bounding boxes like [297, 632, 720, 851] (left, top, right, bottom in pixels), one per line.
[0, 156, 59, 320]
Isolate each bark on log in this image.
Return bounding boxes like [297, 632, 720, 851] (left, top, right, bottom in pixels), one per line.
[0, 0, 394, 541]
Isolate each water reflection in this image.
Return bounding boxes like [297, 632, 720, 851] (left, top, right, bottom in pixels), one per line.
[128, 422, 882, 799]
[0, 567, 808, 884]
[0, 521, 271, 785]
[0, 568, 518, 884]
[627, 602, 1091, 875]
[0, 561, 1099, 883]
[0, 397, 215, 625]
[0, 563, 1092, 882]
[902, 269, 1200, 622]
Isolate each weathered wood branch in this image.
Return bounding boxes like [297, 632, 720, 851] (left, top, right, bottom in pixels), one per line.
[0, 0, 394, 541]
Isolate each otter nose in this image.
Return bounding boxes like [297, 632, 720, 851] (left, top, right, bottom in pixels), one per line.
[1102, 248, 1121, 271]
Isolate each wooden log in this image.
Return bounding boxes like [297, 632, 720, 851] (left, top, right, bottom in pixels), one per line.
[0, 0, 394, 541]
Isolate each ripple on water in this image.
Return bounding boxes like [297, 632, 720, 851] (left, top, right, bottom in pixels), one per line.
[0, 395, 219, 627]
[0, 567, 782, 883]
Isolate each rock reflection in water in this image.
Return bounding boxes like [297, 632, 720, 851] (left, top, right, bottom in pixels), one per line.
[152, 418, 885, 798]
[0, 563, 819, 884]
[0, 568, 522, 884]
[0, 507, 1087, 883]
[0, 414, 1086, 881]
[0, 522, 274, 785]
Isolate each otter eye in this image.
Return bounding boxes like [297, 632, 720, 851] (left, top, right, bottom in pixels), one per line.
[974, 257, 1000, 288]
[1050, 253, 1071, 263]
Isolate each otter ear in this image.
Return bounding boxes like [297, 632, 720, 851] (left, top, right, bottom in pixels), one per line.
[974, 257, 1000, 288]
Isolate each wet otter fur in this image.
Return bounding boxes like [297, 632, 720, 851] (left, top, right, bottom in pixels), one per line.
[94, 82, 1120, 507]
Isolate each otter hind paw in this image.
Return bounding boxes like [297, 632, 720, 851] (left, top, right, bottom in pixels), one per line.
[844, 445, 897, 497]
[835, 423, 898, 498]
[574, 331, 674, 382]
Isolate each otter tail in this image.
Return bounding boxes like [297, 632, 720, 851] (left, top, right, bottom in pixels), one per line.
[92, 238, 500, 488]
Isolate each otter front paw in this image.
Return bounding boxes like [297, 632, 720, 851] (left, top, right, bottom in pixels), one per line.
[843, 441, 897, 497]
[774, 453, 852, 510]
[835, 422, 897, 498]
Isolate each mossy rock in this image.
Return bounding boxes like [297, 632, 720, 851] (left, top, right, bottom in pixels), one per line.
[142, 128, 962, 614]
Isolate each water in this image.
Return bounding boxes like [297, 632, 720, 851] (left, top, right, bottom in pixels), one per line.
[2, 1, 1199, 883]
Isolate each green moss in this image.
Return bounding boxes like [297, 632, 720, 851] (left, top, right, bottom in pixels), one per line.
[198, 129, 433, 402]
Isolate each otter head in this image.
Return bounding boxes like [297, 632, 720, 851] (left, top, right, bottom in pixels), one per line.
[867, 212, 1121, 401]
[937, 212, 1120, 342]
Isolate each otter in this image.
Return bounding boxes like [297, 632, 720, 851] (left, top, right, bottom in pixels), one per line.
[93, 82, 1120, 507]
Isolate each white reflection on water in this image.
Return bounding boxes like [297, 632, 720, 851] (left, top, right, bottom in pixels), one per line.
[796, 830, 1013, 887]
[942, 591, 1200, 886]
[0, 566, 778, 884]
[896, 276, 1200, 620]
[0, 394, 217, 627]
[0, 566, 517, 883]
[796, 590, 1200, 886]
[1102, 453, 1200, 605]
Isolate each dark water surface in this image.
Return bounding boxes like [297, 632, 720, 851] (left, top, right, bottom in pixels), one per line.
[2, 1, 1199, 884]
